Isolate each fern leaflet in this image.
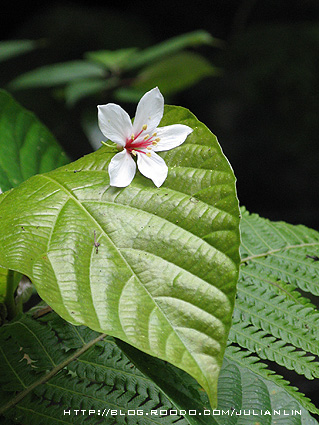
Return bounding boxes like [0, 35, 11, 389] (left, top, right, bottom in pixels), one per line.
[1, 311, 317, 424]
[227, 208, 319, 416]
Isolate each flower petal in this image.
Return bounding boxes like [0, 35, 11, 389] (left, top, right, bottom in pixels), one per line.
[98, 104, 132, 146]
[153, 124, 193, 152]
[108, 150, 136, 187]
[133, 87, 164, 135]
[137, 151, 168, 187]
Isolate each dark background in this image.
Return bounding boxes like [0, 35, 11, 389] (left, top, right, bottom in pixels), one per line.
[1, 0, 319, 229]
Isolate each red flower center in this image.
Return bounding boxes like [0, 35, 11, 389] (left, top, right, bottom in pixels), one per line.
[125, 126, 159, 156]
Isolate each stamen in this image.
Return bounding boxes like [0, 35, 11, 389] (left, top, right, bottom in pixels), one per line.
[146, 152, 151, 157]
[147, 146, 152, 150]
[143, 134, 150, 140]
[142, 124, 147, 130]
[131, 150, 137, 156]
[152, 141, 157, 146]
[152, 132, 157, 137]
[134, 128, 144, 140]
[131, 134, 135, 141]
[155, 138, 160, 143]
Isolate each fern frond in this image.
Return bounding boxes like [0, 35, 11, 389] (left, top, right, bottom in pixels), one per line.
[2, 311, 318, 424]
[45, 312, 102, 349]
[240, 208, 319, 295]
[117, 332, 319, 421]
[0, 332, 30, 392]
[0, 312, 189, 424]
[224, 345, 319, 416]
[1, 316, 65, 371]
[229, 319, 319, 379]
[235, 277, 319, 355]
[228, 208, 319, 415]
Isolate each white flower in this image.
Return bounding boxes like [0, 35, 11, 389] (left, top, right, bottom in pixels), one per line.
[97, 87, 193, 187]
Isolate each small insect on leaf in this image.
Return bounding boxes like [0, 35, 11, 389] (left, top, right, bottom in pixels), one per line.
[306, 255, 319, 261]
[94, 230, 100, 254]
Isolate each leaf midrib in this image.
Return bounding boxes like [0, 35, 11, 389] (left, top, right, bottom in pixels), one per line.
[15, 405, 71, 424]
[242, 256, 319, 294]
[224, 347, 319, 416]
[4, 320, 56, 367]
[43, 381, 167, 424]
[234, 301, 319, 356]
[39, 173, 210, 390]
[238, 271, 319, 331]
[230, 324, 319, 378]
[0, 344, 27, 390]
[42, 173, 235, 286]
[241, 242, 319, 263]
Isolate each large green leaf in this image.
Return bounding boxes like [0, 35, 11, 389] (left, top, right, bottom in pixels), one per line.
[0, 90, 69, 192]
[0, 90, 69, 319]
[0, 105, 240, 407]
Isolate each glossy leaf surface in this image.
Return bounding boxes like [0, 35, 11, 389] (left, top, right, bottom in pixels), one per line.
[0, 90, 69, 192]
[0, 105, 240, 406]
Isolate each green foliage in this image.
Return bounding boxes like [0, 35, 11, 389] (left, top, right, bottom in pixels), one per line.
[0, 268, 7, 303]
[0, 311, 317, 424]
[0, 104, 240, 408]
[240, 208, 319, 295]
[0, 40, 40, 63]
[120, 30, 216, 70]
[0, 90, 69, 192]
[0, 270, 22, 322]
[85, 47, 139, 71]
[9, 61, 107, 89]
[8, 31, 218, 105]
[0, 90, 69, 321]
[0, 90, 319, 421]
[86, 30, 216, 72]
[226, 208, 319, 414]
[117, 51, 216, 101]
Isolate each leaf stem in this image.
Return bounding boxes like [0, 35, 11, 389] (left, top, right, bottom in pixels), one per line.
[4, 270, 21, 320]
